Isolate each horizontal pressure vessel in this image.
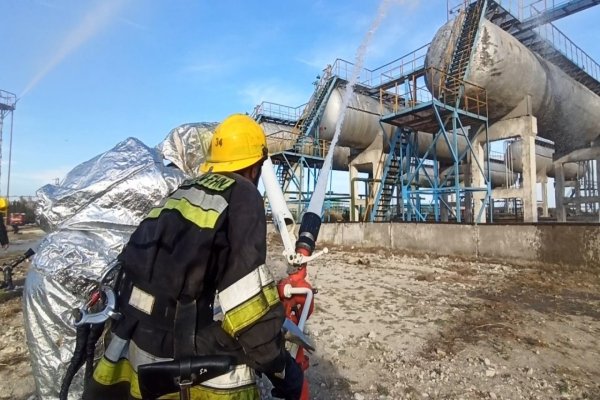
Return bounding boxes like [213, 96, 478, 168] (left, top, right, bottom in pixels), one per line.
[425, 18, 600, 158]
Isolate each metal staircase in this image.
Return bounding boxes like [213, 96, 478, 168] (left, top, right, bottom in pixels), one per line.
[445, 0, 488, 97]
[276, 161, 291, 188]
[485, 0, 600, 95]
[369, 129, 404, 222]
[293, 76, 338, 138]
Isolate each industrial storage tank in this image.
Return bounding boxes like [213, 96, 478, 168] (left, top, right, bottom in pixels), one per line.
[318, 87, 394, 149]
[425, 18, 600, 158]
[505, 139, 582, 180]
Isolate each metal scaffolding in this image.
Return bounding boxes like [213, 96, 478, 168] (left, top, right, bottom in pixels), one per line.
[253, 73, 339, 218]
[364, 0, 492, 223]
[0, 90, 17, 199]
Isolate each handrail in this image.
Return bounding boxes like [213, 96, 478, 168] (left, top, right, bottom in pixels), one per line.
[521, 0, 594, 21]
[252, 101, 306, 121]
[266, 129, 332, 158]
[330, 44, 430, 89]
[383, 66, 488, 116]
[0, 90, 17, 110]
[532, 22, 600, 82]
[446, 0, 600, 83]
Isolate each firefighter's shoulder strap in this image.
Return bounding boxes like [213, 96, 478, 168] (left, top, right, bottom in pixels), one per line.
[174, 299, 197, 360]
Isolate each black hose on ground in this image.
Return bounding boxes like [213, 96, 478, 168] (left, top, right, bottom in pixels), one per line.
[59, 323, 90, 400]
[84, 323, 105, 390]
[59, 321, 105, 400]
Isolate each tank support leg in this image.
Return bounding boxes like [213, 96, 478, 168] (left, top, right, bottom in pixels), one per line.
[521, 133, 538, 223]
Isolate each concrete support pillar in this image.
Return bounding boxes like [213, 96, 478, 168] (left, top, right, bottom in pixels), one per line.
[540, 177, 549, 218]
[574, 182, 582, 216]
[463, 160, 473, 223]
[470, 136, 487, 223]
[440, 193, 449, 222]
[521, 134, 538, 223]
[488, 114, 539, 223]
[348, 132, 386, 222]
[597, 158, 600, 222]
[349, 164, 360, 222]
[554, 162, 566, 222]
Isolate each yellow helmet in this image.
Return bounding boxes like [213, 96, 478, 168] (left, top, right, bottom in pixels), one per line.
[200, 114, 267, 173]
[0, 197, 7, 212]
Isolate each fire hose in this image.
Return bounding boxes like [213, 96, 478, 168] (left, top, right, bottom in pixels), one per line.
[61, 158, 330, 400]
[0, 248, 35, 291]
[262, 158, 329, 400]
[59, 262, 122, 400]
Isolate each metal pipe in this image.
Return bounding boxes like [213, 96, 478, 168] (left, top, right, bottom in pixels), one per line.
[261, 158, 296, 256]
[283, 286, 313, 331]
[6, 111, 14, 205]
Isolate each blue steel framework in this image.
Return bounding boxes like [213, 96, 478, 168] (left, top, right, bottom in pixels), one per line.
[369, 0, 492, 223]
[0, 89, 17, 199]
[256, 0, 600, 222]
[253, 74, 340, 217]
[375, 70, 492, 223]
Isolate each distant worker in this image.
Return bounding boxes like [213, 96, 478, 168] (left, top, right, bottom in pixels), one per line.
[0, 197, 9, 249]
[323, 63, 333, 80]
[83, 114, 303, 399]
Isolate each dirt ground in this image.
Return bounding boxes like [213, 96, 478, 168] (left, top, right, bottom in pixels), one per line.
[0, 227, 43, 400]
[1, 227, 599, 399]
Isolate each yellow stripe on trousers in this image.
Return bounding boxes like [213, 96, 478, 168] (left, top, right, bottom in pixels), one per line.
[221, 283, 279, 336]
[93, 357, 259, 399]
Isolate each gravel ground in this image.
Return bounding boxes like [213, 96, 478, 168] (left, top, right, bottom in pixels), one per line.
[278, 241, 600, 400]
[1, 228, 599, 400]
[0, 227, 41, 400]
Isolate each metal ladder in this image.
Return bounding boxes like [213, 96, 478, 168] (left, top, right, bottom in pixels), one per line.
[445, 0, 487, 102]
[293, 77, 338, 138]
[369, 129, 404, 222]
[276, 161, 290, 188]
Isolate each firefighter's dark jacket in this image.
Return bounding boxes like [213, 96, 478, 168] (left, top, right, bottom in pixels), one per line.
[113, 172, 286, 374]
[0, 216, 8, 246]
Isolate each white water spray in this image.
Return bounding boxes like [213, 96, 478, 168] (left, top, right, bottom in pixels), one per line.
[306, 0, 393, 215]
[20, 0, 127, 98]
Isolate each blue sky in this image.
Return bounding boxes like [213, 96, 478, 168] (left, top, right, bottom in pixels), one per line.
[1, 0, 599, 197]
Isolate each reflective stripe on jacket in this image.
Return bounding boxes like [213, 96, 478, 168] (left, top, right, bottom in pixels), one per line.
[84, 173, 285, 399]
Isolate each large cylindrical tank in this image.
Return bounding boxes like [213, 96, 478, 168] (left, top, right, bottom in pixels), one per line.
[505, 140, 583, 180]
[416, 131, 571, 181]
[318, 87, 394, 149]
[415, 161, 516, 188]
[425, 18, 600, 158]
[440, 161, 517, 188]
[415, 130, 468, 161]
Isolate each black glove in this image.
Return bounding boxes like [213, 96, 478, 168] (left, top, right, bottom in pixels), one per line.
[267, 352, 304, 400]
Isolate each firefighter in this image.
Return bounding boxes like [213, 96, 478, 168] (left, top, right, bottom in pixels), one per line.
[83, 114, 303, 399]
[0, 197, 9, 249]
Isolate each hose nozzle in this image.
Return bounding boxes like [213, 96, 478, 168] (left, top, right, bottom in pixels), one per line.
[295, 212, 321, 255]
